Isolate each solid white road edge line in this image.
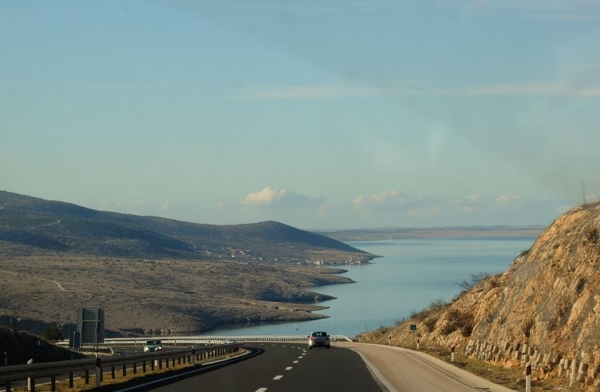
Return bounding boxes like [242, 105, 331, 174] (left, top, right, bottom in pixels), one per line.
[352, 350, 399, 392]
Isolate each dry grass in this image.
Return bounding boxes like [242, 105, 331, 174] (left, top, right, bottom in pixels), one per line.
[412, 346, 581, 392]
[0, 255, 354, 335]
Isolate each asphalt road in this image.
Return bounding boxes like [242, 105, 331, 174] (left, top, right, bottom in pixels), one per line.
[114, 343, 383, 392]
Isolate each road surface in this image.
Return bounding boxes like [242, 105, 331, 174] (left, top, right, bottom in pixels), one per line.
[112, 342, 515, 392]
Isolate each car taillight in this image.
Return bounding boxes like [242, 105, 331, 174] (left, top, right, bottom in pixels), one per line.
[310, 337, 313, 341]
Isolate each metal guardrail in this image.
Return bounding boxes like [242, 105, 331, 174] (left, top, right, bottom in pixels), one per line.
[0, 343, 240, 392]
[101, 334, 353, 345]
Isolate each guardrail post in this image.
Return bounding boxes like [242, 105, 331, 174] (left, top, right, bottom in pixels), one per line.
[143, 360, 146, 373]
[165, 358, 169, 369]
[5, 381, 10, 392]
[158, 359, 162, 370]
[50, 375, 56, 392]
[122, 363, 127, 376]
[85, 369, 89, 384]
[95, 357, 102, 387]
[27, 358, 34, 391]
[172, 357, 176, 367]
[133, 362, 137, 374]
[69, 372, 74, 387]
[111, 365, 116, 379]
[526, 361, 532, 392]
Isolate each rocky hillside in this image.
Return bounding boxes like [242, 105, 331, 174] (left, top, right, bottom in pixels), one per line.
[0, 191, 373, 263]
[362, 202, 600, 390]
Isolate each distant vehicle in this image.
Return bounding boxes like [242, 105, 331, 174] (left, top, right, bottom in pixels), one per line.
[143, 340, 163, 352]
[308, 331, 330, 349]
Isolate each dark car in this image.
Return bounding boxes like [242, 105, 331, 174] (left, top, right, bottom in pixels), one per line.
[308, 331, 330, 349]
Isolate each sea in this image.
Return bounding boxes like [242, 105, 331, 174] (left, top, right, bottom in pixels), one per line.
[208, 237, 536, 339]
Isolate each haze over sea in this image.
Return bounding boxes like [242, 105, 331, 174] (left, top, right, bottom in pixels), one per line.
[210, 237, 536, 338]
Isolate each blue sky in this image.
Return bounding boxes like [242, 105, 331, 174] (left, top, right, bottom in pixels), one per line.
[2, 1, 599, 230]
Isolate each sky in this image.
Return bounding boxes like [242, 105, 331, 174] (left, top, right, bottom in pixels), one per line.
[1, 0, 600, 230]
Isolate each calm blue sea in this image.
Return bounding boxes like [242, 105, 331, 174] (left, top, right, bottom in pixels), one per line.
[209, 238, 535, 338]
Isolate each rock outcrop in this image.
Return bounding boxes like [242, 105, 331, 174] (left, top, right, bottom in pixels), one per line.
[363, 202, 600, 389]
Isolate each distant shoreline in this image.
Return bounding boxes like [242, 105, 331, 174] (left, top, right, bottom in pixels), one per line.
[319, 227, 543, 242]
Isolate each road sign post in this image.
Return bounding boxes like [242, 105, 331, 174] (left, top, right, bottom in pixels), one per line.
[410, 324, 417, 347]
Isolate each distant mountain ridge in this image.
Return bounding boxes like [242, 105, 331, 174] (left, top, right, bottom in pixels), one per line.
[0, 191, 372, 262]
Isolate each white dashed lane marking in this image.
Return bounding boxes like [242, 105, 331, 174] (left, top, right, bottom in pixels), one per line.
[256, 389, 268, 392]
[293, 360, 299, 363]
[285, 367, 292, 370]
[273, 375, 283, 380]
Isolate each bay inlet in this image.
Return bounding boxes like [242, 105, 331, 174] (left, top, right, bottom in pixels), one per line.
[211, 237, 535, 338]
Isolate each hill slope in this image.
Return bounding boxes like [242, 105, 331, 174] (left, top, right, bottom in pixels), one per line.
[0, 191, 370, 334]
[0, 326, 85, 365]
[362, 202, 600, 390]
[0, 191, 372, 263]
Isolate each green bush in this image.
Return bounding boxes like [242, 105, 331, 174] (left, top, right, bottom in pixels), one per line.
[42, 324, 63, 342]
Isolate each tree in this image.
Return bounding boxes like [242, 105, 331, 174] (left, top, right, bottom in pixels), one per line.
[456, 272, 489, 291]
[42, 324, 64, 342]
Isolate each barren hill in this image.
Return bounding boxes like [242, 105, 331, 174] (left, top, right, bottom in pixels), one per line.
[0, 191, 373, 336]
[362, 202, 600, 390]
[0, 191, 372, 263]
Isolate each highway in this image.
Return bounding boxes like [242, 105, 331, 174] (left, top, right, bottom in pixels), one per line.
[114, 343, 383, 392]
[109, 342, 514, 392]
[1, 342, 515, 392]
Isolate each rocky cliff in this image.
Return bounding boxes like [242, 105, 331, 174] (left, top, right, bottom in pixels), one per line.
[362, 202, 600, 389]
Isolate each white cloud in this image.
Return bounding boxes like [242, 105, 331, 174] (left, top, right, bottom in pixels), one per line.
[317, 203, 331, 219]
[495, 194, 521, 204]
[242, 186, 287, 206]
[352, 190, 409, 210]
[348, 190, 582, 226]
[233, 81, 600, 100]
[469, 194, 481, 203]
[242, 186, 324, 208]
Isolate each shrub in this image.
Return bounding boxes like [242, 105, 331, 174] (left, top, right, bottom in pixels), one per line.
[521, 315, 535, 339]
[456, 272, 490, 291]
[585, 226, 598, 244]
[42, 324, 64, 342]
[424, 317, 438, 332]
[441, 309, 474, 337]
